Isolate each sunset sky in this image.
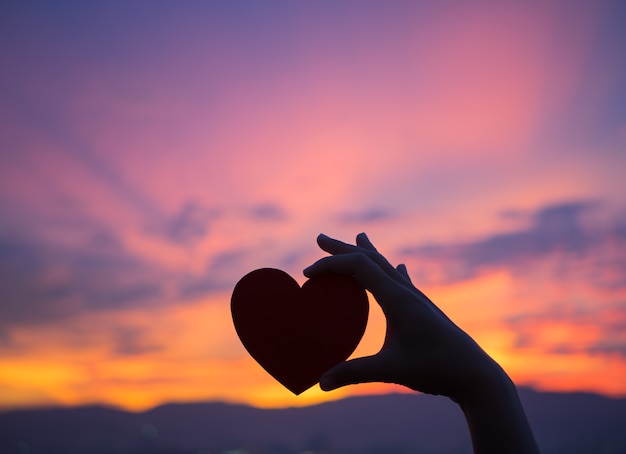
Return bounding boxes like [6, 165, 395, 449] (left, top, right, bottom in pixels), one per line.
[1, 1, 625, 412]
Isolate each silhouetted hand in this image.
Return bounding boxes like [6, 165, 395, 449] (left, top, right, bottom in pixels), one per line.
[304, 233, 539, 454]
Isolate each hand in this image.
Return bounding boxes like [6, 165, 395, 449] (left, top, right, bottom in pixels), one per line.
[303, 232, 502, 401]
[304, 233, 539, 453]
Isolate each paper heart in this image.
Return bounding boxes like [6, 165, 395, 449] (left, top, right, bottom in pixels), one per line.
[231, 268, 369, 395]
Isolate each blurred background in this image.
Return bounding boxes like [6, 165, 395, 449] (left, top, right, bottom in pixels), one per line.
[1, 0, 625, 414]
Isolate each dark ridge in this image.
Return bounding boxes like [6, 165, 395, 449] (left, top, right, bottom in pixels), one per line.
[1, 388, 625, 454]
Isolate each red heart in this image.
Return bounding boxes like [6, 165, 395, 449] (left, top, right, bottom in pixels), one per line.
[231, 268, 369, 395]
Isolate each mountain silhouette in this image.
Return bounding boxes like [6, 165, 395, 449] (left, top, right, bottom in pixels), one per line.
[1, 387, 625, 453]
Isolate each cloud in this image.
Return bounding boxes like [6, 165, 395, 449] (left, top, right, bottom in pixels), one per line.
[176, 246, 257, 300]
[113, 325, 163, 356]
[398, 200, 624, 283]
[0, 230, 164, 330]
[247, 203, 288, 222]
[0, 204, 266, 333]
[336, 207, 395, 225]
[506, 303, 626, 358]
[157, 201, 221, 245]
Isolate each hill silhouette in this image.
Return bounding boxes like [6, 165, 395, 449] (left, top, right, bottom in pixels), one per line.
[1, 388, 625, 453]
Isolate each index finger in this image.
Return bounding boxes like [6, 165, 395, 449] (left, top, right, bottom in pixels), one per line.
[303, 252, 399, 312]
[317, 233, 411, 290]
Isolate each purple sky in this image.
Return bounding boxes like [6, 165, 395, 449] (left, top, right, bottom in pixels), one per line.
[1, 1, 625, 410]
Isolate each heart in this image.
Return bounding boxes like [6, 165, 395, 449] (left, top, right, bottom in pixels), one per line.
[231, 268, 369, 395]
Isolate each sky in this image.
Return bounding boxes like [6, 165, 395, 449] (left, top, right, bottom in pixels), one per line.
[1, 0, 625, 412]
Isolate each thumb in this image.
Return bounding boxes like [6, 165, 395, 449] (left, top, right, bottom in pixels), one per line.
[320, 355, 389, 391]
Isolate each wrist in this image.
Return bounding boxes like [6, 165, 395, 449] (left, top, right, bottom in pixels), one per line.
[455, 364, 539, 453]
[454, 357, 512, 407]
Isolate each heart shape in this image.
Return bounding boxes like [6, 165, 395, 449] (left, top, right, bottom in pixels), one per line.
[231, 268, 369, 395]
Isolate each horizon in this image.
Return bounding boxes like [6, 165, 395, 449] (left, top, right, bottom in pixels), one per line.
[1, 1, 625, 412]
[4, 387, 626, 454]
[1, 385, 623, 415]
